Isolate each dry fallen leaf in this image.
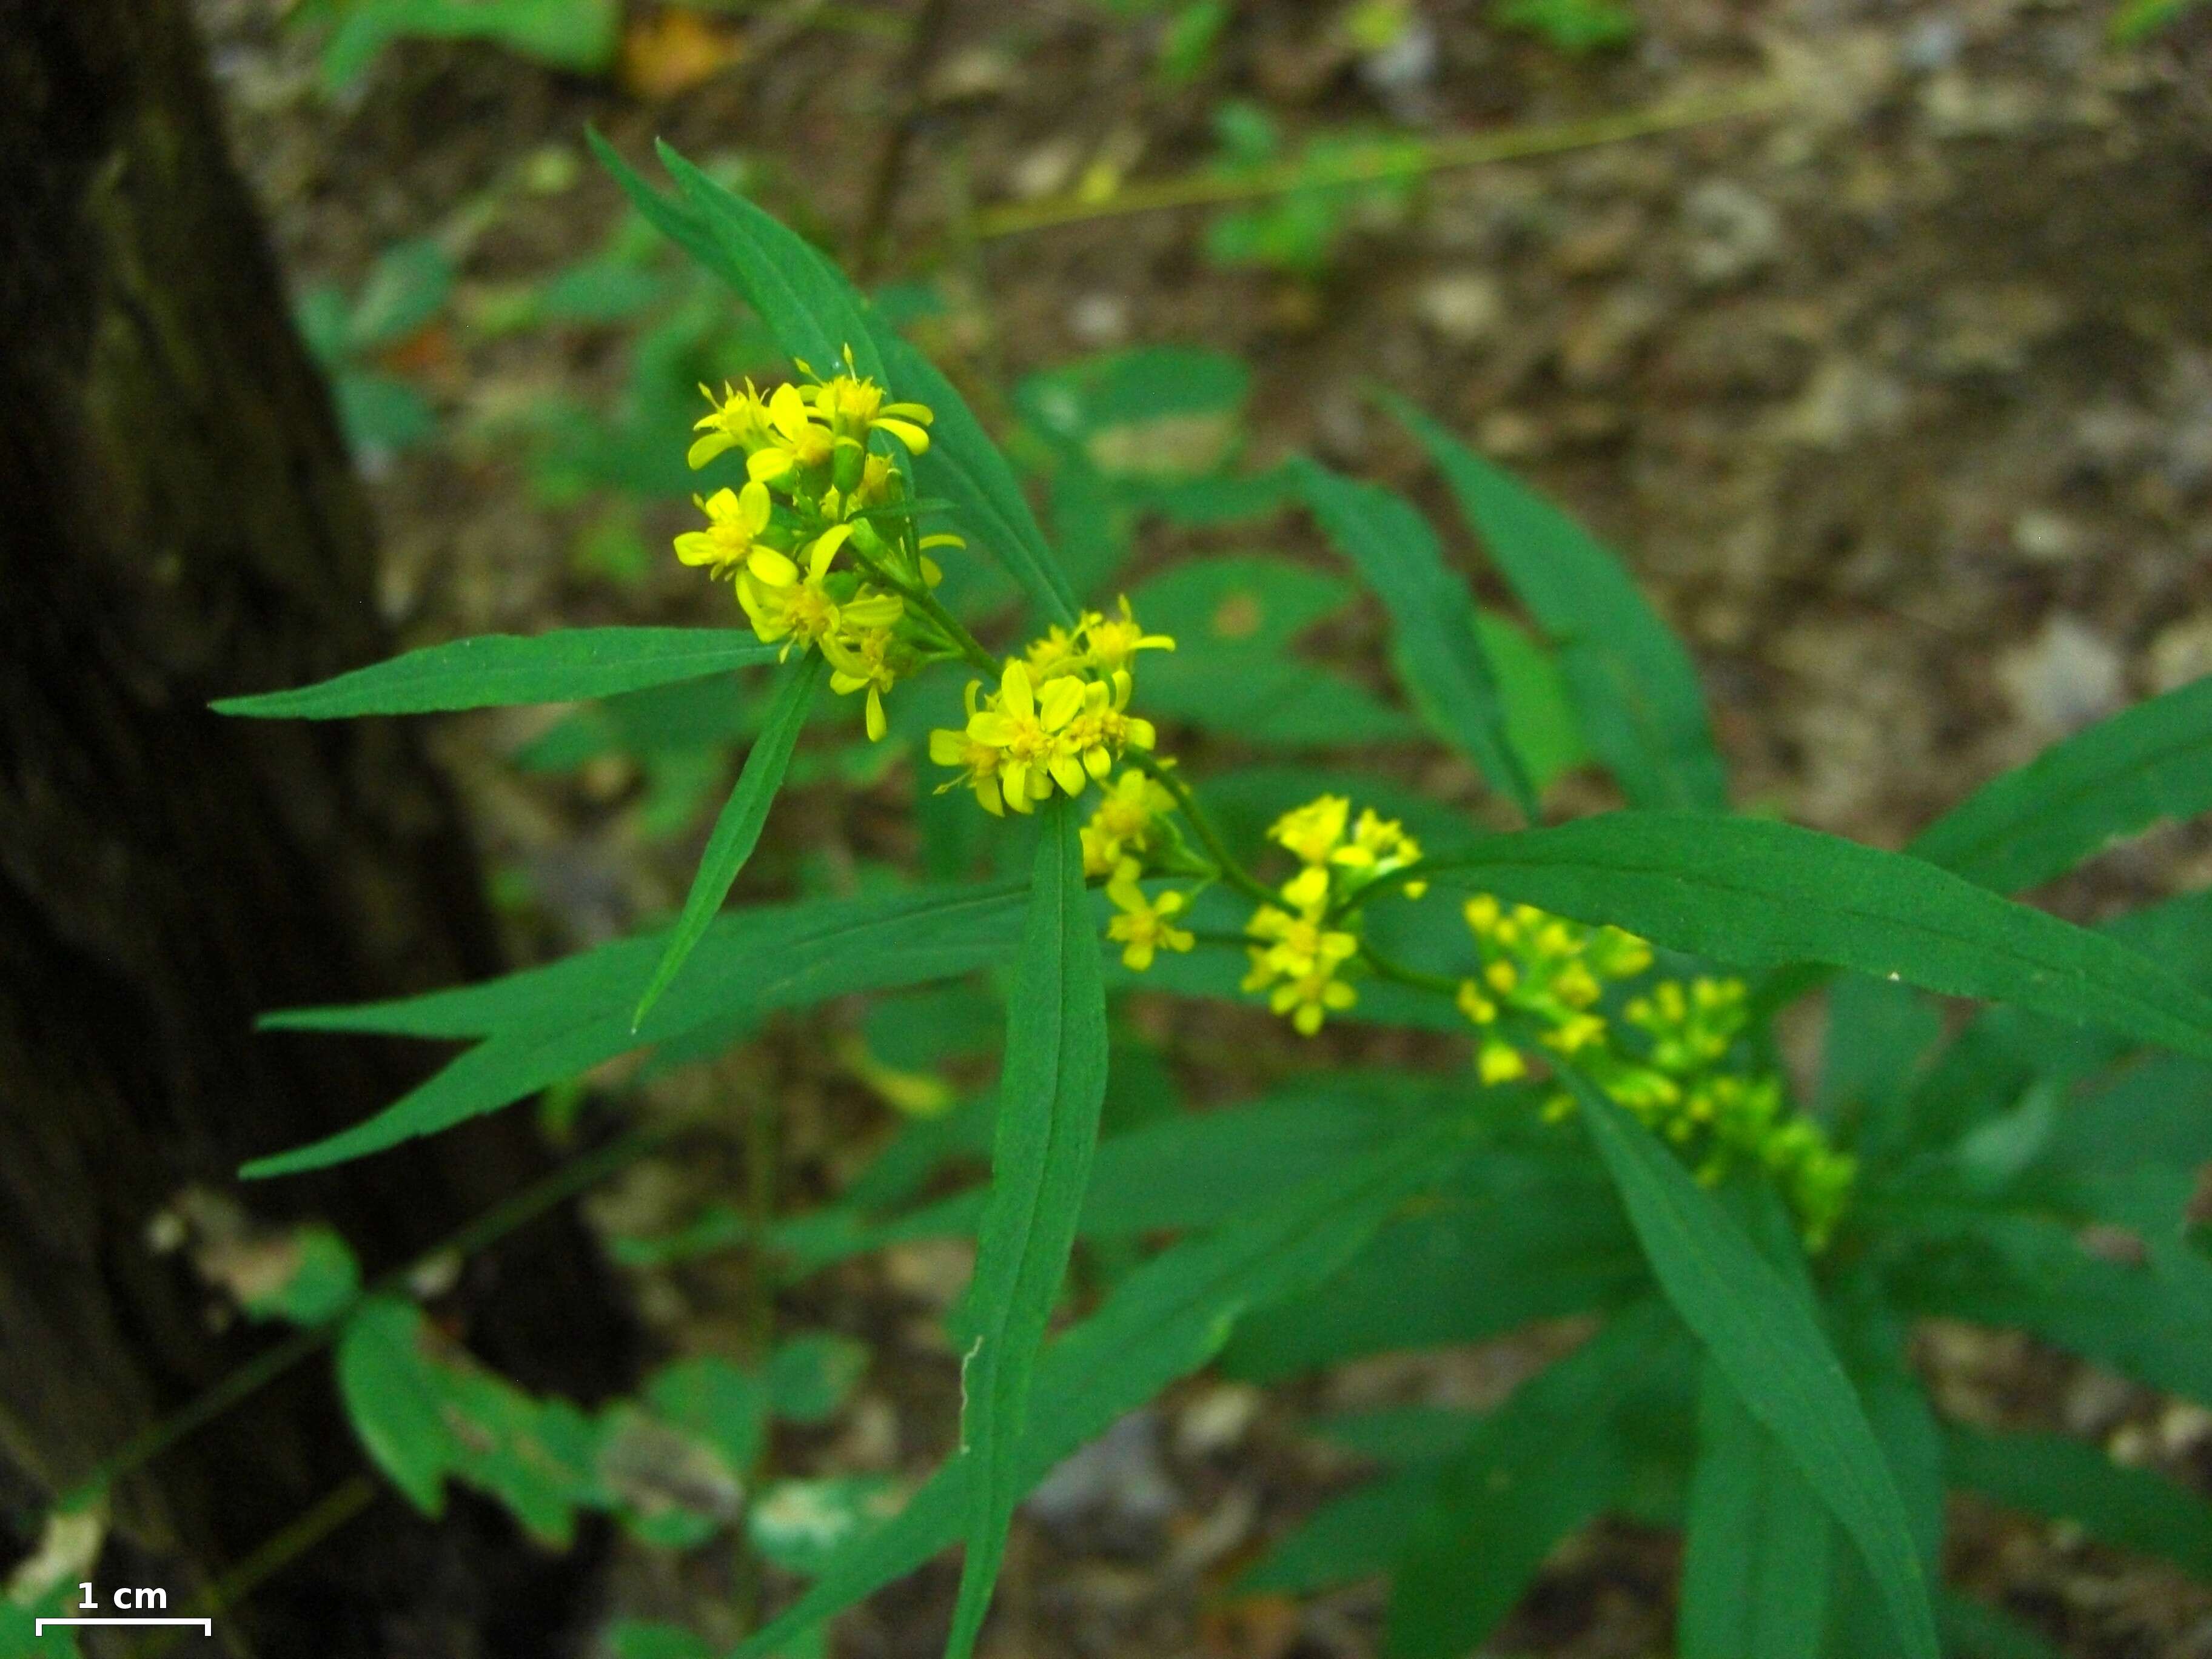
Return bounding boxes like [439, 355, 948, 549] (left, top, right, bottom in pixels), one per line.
[621, 9, 745, 101]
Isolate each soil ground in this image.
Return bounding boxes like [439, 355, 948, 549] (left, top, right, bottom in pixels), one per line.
[192, 1, 2212, 1654]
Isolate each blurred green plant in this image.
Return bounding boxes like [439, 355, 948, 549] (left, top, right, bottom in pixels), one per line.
[2111, 0, 2207, 39]
[1493, 0, 1639, 52]
[295, 236, 453, 457]
[1201, 101, 1424, 275]
[292, 0, 620, 96]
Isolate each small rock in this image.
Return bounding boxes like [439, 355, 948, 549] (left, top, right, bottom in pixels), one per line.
[2063, 1365, 2137, 1435]
[1067, 292, 1129, 347]
[1008, 138, 1082, 202]
[1025, 1410, 1179, 1539]
[1358, 9, 1439, 122]
[2010, 508, 2085, 564]
[1176, 1383, 1264, 1458]
[1997, 615, 2124, 737]
[927, 45, 1016, 102]
[2148, 612, 2212, 693]
[1777, 357, 1910, 449]
[1680, 179, 1783, 287]
[2160, 1401, 2212, 1456]
[1901, 15, 1965, 73]
[1415, 272, 1505, 345]
[1476, 409, 1546, 457]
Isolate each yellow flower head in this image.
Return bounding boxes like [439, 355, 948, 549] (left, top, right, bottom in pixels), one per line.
[744, 382, 837, 486]
[1082, 771, 1176, 878]
[738, 525, 890, 659]
[801, 346, 934, 455]
[822, 623, 905, 742]
[1244, 900, 1358, 987]
[1084, 596, 1176, 675]
[689, 380, 777, 470]
[929, 682, 1007, 818]
[1104, 862, 1194, 971]
[1059, 670, 1156, 785]
[1025, 623, 1087, 679]
[1269, 796, 1351, 866]
[672, 480, 776, 581]
[1269, 967, 1358, 1037]
[960, 659, 1088, 814]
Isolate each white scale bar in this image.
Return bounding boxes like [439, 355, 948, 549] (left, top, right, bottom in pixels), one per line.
[36, 1619, 212, 1632]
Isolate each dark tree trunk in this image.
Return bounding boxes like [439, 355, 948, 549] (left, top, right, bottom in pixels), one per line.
[0, 2, 628, 1652]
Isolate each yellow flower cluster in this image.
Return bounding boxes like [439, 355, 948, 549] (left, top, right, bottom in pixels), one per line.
[1239, 795, 1425, 1037]
[1451, 896, 1857, 1245]
[675, 347, 963, 740]
[1453, 895, 1653, 1084]
[1105, 863, 1195, 970]
[1081, 771, 1178, 879]
[927, 603, 1172, 817]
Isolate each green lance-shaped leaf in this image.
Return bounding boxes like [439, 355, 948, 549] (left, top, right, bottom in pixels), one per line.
[1943, 1424, 2212, 1578]
[1386, 1303, 1682, 1659]
[590, 134, 1078, 626]
[213, 628, 780, 719]
[1678, 1362, 1831, 1659]
[728, 1112, 1469, 1659]
[1406, 812, 2212, 1062]
[1289, 456, 1538, 820]
[1569, 1073, 1940, 1659]
[241, 882, 1027, 1177]
[945, 799, 1110, 1659]
[633, 654, 822, 1029]
[1384, 392, 1728, 811]
[1907, 675, 2212, 894]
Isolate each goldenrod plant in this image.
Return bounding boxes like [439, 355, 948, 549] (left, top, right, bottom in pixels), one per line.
[184, 138, 2212, 1659]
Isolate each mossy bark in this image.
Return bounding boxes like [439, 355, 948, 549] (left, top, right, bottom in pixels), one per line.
[0, 2, 626, 1652]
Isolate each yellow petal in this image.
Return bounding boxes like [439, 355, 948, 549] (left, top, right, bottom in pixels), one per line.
[672, 532, 722, 566]
[1038, 675, 1086, 730]
[688, 432, 739, 469]
[866, 688, 886, 742]
[747, 546, 799, 586]
[737, 479, 773, 534]
[747, 449, 793, 483]
[874, 417, 931, 454]
[1048, 750, 1088, 796]
[1000, 661, 1034, 722]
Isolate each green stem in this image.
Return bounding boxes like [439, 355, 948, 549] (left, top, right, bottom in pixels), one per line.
[1133, 757, 1278, 909]
[1356, 939, 1463, 999]
[845, 539, 997, 675]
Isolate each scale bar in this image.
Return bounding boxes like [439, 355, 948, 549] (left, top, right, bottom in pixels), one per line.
[36, 1618, 211, 1632]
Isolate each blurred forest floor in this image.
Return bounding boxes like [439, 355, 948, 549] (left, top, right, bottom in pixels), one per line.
[193, 1, 2212, 1654]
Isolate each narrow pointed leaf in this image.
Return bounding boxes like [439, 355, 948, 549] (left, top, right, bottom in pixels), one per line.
[728, 1113, 1472, 1659]
[1907, 675, 2212, 893]
[1943, 1425, 2212, 1580]
[241, 883, 1025, 1177]
[946, 799, 1110, 1659]
[1410, 813, 2212, 1061]
[1383, 393, 1728, 811]
[213, 628, 779, 719]
[633, 654, 822, 1029]
[1289, 456, 1537, 819]
[591, 133, 1076, 625]
[1678, 1362, 1830, 1659]
[1387, 1303, 1683, 1659]
[1570, 1075, 1940, 1659]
